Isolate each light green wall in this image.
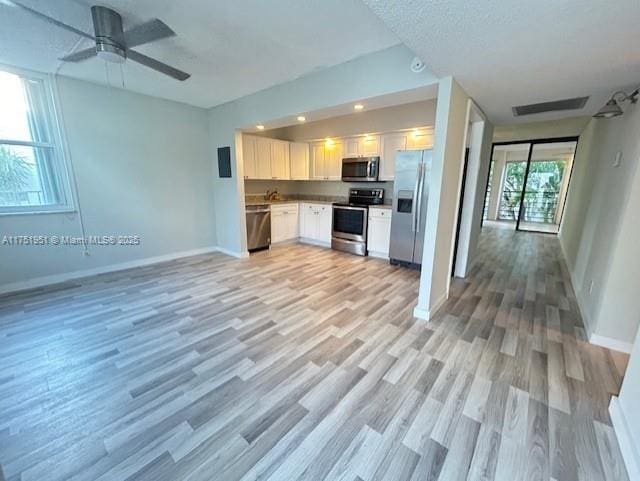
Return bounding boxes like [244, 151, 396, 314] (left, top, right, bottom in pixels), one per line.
[0, 76, 215, 289]
[559, 103, 640, 346]
[493, 116, 590, 142]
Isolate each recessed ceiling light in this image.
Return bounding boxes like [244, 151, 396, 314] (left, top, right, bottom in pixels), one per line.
[297, 116, 306, 122]
[256, 124, 265, 130]
[354, 104, 364, 111]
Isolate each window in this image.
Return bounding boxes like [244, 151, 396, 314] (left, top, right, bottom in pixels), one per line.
[0, 66, 72, 214]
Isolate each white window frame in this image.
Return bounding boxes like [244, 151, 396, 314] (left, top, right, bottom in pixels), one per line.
[0, 63, 76, 216]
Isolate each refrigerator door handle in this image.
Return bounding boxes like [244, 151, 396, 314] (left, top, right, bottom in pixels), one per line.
[415, 162, 425, 234]
[411, 163, 422, 232]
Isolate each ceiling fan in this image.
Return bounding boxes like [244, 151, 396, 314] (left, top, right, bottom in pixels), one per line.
[5, 1, 190, 81]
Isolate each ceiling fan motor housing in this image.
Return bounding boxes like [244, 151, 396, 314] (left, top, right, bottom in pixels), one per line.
[91, 5, 126, 63]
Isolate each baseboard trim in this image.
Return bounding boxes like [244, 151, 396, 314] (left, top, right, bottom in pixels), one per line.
[368, 250, 389, 260]
[558, 240, 632, 354]
[0, 245, 227, 296]
[216, 246, 249, 258]
[298, 238, 331, 248]
[413, 293, 447, 321]
[413, 305, 430, 320]
[609, 396, 640, 480]
[589, 334, 633, 354]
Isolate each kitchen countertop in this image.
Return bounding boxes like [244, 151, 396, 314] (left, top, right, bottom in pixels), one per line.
[245, 195, 392, 208]
[246, 199, 393, 208]
[245, 199, 334, 206]
[245, 195, 342, 206]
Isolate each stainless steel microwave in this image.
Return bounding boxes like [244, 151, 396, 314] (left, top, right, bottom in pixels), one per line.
[341, 157, 379, 182]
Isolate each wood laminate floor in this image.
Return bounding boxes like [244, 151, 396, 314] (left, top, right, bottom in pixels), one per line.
[0, 227, 630, 481]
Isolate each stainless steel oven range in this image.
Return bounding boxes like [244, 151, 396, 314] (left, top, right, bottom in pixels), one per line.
[331, 188, 384, 256]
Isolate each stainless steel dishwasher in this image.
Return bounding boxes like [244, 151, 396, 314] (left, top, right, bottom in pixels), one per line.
[245, 204, 271, 252]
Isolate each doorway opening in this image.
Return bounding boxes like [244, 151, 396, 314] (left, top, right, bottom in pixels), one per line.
[481, 136, 578, 234]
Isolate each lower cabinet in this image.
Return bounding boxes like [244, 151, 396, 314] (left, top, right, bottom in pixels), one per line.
[300, 203, 332, 245]
[271, 203, 299, 243]
[367, 207, 391, 258]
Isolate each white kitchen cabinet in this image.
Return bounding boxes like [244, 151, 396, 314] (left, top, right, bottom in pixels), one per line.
[380, 133, 408, 181]
[379, 129, 432, 181]
[270, 140, 290, 179]
[407, 128, 433, 150]
[289, 142, 309, 180]
[317, 204, 332, 243]
[361, 135, 380, 156]
[255, 137, 272, 180]
[367, 207, 391, 258]
[271, 203, 299, 243]
[310, 142, 326, 180]
[300, 202, 331, 245]
[344, 138, 361, 157]
[324, 140, 343, 180]
[310, 141, 341, 180]
[343, 135, 380, 158]
[242, 135, 258, 179]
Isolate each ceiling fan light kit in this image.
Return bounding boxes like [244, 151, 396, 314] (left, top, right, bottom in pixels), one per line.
[92, 6, 126, 63]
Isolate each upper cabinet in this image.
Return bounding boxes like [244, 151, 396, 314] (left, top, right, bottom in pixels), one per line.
[243, 135, 295, 180]
[310, 142, 326, 180]
[242, 135, 258, 179]
[361, 135, 380, 156]
[344, 138, 360, 157]
[290, 142, 309, 180]
[311, 140, 342, 181]
[270, 139, 290, 179]
[243, 128, 432, 182]
[407, 128, 432, 150]
[255, 137, 273, 179]
[380, 133, 407, 181]
[324, 140, 343, 180]
[343, 135, 380, 158]
[379, 128, 433, 181]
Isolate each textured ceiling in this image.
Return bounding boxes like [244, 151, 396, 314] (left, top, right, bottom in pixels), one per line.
[0, 0, 401, 108]
[362, 0, 640, 123]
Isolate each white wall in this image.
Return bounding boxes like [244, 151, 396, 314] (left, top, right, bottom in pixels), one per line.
[268, 100, 436, 141]
[0, 76, 215, 291]
[208, 45, 438, 255]
[559, 103, 640, 350]
[611, 329, 640, 479]
[415, 77, 471, 319]
[493, 116, 590, 142]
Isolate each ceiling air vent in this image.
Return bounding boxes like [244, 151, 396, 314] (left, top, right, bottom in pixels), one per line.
[512, 96, 589, 116]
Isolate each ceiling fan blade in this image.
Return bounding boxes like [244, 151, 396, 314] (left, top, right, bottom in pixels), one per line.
[4, 0, 94, 40]
[127, 50, 190, 81]
[122, 19, 175, 48]
[60, 47, 97, 62]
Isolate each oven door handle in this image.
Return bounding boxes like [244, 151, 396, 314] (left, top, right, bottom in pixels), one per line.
[333, 205, 367, 212]
[411, 163, 422, 233]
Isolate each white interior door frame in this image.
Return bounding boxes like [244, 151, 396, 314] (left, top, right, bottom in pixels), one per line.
[451, 99, 492, 279]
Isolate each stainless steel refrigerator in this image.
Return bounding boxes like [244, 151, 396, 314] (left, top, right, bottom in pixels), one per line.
[389, 149, 432, 268]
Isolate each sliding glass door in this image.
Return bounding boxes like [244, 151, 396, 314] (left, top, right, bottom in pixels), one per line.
[517, 141, 577, 233]
[482, 138, 578, 234]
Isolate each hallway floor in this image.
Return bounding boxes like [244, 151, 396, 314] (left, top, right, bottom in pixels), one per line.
[0, 227, 630, 480]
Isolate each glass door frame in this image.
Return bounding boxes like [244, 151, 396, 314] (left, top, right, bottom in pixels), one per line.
[481, 135, 580, 235]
